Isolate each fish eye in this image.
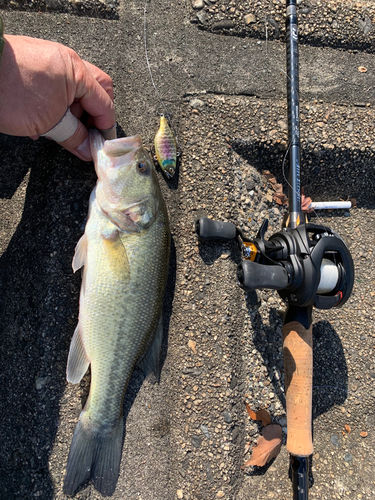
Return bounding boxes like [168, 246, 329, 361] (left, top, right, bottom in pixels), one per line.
[137, 162, 148, 173]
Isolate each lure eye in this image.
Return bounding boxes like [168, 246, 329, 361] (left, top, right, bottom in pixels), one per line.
[137, 162, 148, 173]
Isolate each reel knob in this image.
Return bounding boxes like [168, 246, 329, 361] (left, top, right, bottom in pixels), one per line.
[237, 260, 289, 292]
[195, 217, 236, 242]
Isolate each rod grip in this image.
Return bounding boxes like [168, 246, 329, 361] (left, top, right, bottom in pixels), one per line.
[283, 321, 313, 457]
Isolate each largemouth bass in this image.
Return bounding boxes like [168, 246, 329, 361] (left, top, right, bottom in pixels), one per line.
[63, 129, 170, 496]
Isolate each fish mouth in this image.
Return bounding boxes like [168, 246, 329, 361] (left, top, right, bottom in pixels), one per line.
[161, 165, 175, 179]
[90, 129, 144, 175]
[161, 160, 176, 179]
[104, 135, 142, 158]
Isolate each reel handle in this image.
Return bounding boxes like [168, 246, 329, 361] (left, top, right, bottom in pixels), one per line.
[195, 217, 236, 242]
[283, 321, 313, 457]
[237, 260, 289, 291]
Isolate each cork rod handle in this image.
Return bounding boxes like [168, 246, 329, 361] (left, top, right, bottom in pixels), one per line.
[283, 321, 313, 457]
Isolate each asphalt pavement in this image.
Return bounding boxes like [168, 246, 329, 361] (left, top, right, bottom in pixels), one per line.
[0, 1, 374, 499]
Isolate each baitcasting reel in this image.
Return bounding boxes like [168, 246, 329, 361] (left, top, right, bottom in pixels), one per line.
[195, 217, 354, 311]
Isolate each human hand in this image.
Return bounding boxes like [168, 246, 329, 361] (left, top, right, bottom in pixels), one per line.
[0, 34, 115, 161]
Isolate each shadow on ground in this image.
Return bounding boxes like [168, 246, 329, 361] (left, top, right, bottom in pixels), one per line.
[0, 2, 119, 20]
[243, 298, 347, 489]
[231, 139, 375, 209]
[0, 134, 91, 499]
[0, 133, 176, 499]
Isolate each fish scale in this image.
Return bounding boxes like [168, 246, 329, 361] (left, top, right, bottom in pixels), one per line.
[82, 203, 168, 425]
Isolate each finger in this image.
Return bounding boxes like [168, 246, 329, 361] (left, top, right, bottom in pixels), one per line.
[70, 101, 84, 120]
[75, 64, 115, 132]
[41, 106, 115, 159]
[83, 60, 115, 101]
[41, 108, 91, 161]
[70, 102, 115, 140]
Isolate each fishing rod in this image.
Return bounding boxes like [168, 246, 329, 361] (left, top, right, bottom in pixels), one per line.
[195, 1, 354, 498]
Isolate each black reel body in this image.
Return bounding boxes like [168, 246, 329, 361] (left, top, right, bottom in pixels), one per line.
[196, 217, 354, 311]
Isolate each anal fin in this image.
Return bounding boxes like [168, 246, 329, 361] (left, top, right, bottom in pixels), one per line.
[137, 314, 163, 384]
[67, 324, 90, 384]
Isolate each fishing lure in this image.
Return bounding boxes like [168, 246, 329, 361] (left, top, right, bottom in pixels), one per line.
[154, 115, 177, 178]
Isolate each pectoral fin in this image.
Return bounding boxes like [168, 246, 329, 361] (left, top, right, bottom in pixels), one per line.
[102, 227, 130, 278]
[137, 314, 163, 384]
[72, 234, 87, 273]
[67, 324, 90, 384]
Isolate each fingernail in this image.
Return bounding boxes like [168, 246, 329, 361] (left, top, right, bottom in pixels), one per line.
[76, 138, 92, 161]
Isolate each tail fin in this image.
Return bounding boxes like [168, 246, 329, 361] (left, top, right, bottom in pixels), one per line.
[63, 415, 123, 496]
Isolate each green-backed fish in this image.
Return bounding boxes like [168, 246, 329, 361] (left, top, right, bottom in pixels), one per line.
[63, 129, 170, 496]
[154, 115, 177, 178]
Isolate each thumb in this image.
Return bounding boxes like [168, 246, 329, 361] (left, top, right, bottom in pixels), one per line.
[41, 107, 92, 162]
[57, 119, 91, 162]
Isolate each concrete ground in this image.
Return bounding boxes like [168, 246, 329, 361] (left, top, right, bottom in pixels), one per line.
[0, 1, 374, 499]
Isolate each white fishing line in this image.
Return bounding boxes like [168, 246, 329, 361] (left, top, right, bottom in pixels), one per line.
[143, 0, 181, 153]
[143, 0, 169, 117]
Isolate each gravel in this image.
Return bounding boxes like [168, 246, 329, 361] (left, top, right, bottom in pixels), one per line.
[189, 0, 375, 54]
[0, 1, 374, 499]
